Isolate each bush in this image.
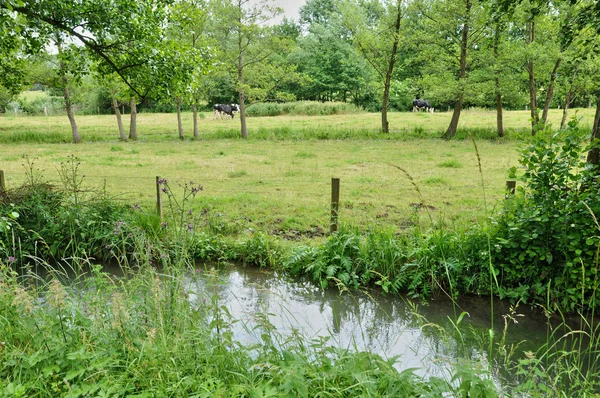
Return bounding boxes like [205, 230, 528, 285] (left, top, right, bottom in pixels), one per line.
[491, 119, 600, 310]
[246, 101, 363, 117]
[19, 94, 65, 116]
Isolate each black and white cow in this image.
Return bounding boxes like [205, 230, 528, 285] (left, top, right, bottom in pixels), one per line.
[412, 99, 434, 113]
[213, 104, 240, 119]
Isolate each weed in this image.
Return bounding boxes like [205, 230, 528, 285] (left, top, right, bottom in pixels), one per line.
[437, 160, 463, 168]
[227, 170, 248, 178]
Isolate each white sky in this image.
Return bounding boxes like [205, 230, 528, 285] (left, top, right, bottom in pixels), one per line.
[274, 0, 306, 21]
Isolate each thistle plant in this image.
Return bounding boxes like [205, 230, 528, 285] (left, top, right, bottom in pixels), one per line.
[157, 179, 204, 266]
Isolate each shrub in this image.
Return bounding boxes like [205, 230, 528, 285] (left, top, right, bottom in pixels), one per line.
[491, 119, 600, 310]
[246, 101, 363, 117]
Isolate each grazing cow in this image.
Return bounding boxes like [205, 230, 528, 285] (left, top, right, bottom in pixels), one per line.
[412, 99, 434, 113]
[213, 104, 240, 119]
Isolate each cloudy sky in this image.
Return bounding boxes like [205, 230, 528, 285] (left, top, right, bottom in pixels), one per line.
[274, 0, 306, 21]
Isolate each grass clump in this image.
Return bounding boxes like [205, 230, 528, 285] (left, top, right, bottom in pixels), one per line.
[437, 160, 463, 168]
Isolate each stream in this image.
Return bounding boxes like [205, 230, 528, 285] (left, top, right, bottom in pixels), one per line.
[181, 264, 571, 386]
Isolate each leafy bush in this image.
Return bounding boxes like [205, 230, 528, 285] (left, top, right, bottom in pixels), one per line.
[246, 101, 363, 117]
[491, 119, 600, 310]
[19, 94, 65, 116]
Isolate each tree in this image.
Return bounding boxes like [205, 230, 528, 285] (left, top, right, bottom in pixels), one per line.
[444, 0, 472, 139]
[167, 0, 211, 139]
[207, 0, 283, 138]
[576, 0, 600, 166]
[291, 24, 370, 103]
[1, 0, 171, 97]
[342, 0, 405, 134]
[409, 0, 483, 139]
[97, 73, 128, 141]
[54, 37, 86, 143]
[1, 0, 173, 141]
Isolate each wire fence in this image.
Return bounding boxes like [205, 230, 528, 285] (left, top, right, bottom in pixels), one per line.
[1, 168, 515, 228]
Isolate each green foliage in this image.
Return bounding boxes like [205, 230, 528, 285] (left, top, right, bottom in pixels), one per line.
[492, 118, 600, 310]
[230, 233, 283, 267]
[245, 101, 363, 117]
[17, 94, 65, 116]
[284, 226, 490, 298]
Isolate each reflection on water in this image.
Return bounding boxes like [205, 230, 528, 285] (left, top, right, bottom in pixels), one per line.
[185, 264, 559, 381]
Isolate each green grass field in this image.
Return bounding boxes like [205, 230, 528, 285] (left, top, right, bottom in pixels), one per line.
[0, 107, 595, 141]
[0, 108, 595, 238]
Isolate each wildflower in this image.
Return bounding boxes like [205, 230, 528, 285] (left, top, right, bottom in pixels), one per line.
[7, 256, 15, 263]
[158, 178, 167, 185]
[113, 221, 125, 235]
[133, 203, 140, 211]
[12, 286, 34, 314]
[161, 253, 167, 259]
[187, 223, 194, 232]
[47, 279, 67, 309]
[146, 328, 157, 343]
[188, 209, 193, 215]
[105, 244, 111, 249]
[203, 208, 208, 215]
[111, 292, 129, 331]
[161, 222, 168, 228]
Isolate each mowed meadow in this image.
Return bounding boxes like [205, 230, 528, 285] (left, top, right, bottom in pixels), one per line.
[0, 107, 596, 237]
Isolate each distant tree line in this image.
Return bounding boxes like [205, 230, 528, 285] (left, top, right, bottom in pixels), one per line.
[1, 0, 600, 140]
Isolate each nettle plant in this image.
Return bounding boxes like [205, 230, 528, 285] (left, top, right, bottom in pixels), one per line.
[493, 118, 600, 310]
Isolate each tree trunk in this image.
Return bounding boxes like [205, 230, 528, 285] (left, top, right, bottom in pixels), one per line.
[560, 96, 571, 129]
[586, 93, 600, 165]
[176, 96, 184, 140]
[57, 42, 80, 144]
[493, 23, 504, 138]
[112, 96, 127, 141]
[495, 77, 504, 138]
[238, 52, 248, 138]
[239, 91, 248, 139]
[381, 1, 402, 134]
[541, 57, 562, 125]
[129, 97, 137, 140]
[64, 85, 81, 144]
[193, 102, 199, 139]
[560, 66, 579, 129]
[527, 20, 539, 135]
[443, 0, 470, 139]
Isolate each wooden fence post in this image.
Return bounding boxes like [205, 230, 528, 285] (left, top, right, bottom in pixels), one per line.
[0, 170, 5, 193]
[156, 176, 163, 219]
[330, 177, 340, 233]
[506, 180, 516, 197]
